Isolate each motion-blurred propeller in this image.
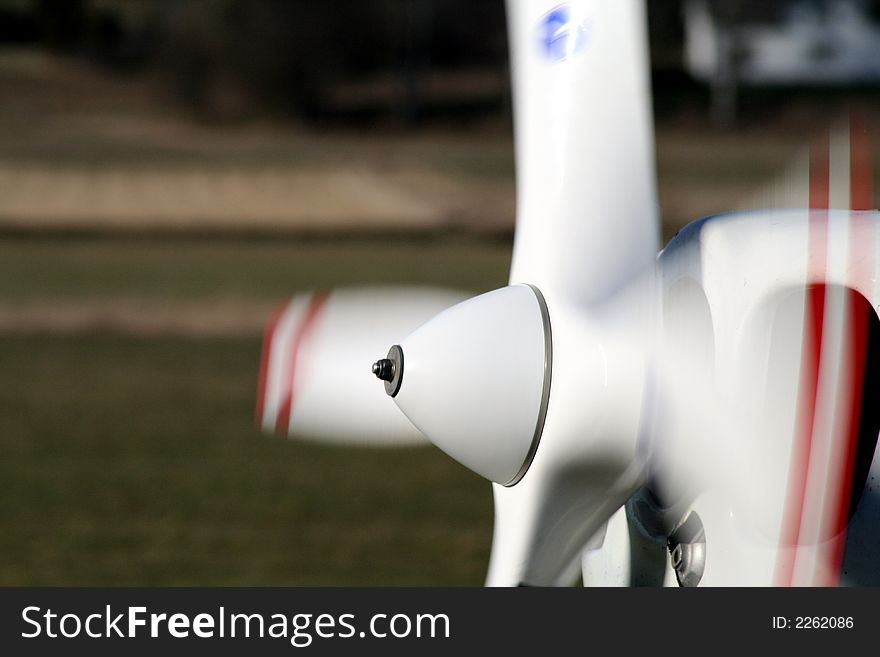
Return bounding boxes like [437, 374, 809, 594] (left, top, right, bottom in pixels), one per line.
[257, 287, 466, 446]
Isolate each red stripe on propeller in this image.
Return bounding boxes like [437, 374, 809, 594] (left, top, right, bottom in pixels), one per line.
[274, 291, 330, 437]
[774, 131, 830, 587]
[821, 114, 875, 584]
[255, 301, 289, 428]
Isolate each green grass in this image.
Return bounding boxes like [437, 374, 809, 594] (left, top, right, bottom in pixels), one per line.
[0, 332, 493, 585]
[0, 235, 510, 585]
[0, 236, 513, 304]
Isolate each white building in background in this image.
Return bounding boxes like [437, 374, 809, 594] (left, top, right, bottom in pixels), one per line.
[684, 0, 880, 122]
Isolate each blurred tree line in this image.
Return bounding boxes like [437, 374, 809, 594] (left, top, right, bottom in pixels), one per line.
[155, 0, 513, 121]
[0, 0, 689, 123]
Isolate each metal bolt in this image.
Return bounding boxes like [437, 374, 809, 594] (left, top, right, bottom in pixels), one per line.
[372, 358, 395, 382]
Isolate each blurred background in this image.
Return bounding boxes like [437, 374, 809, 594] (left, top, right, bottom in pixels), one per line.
[1, 0, 879, 585]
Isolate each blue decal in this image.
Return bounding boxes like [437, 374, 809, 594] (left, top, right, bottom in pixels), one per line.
[537, 4, 590, 62]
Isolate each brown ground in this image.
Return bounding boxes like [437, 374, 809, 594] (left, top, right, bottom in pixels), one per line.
[1, 49, 877, 337]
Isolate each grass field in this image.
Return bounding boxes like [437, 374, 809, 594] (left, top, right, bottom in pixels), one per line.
[0, 236, 511, 585]
[0, 236, 512, 304]
[2, 54, 876, 584]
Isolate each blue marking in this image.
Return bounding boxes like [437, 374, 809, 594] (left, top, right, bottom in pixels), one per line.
[537, 4, 590, 62]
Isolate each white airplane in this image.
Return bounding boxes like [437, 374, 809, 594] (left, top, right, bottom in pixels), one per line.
[257, 0, 880, 586]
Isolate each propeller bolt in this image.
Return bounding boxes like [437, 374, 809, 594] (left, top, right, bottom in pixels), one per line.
[372, 358, 395, 382]
[374, 345, 404, 397]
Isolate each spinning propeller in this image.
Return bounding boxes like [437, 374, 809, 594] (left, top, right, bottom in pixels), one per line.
[256, 287, 466, 445]
[260, 0, 880, 585]
[375, 0, 660, 586]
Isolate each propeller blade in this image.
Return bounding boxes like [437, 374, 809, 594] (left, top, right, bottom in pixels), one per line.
[640, 115, 880, 586]
[484, 0, 661, 585]
[257, 287, 467, 446]
[485, 202, 880, 586]
[363, 0, 880, 587]
[364, 0, 661, 585]
[603, 118, 880, 587]
[507, 0, 659, 304]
